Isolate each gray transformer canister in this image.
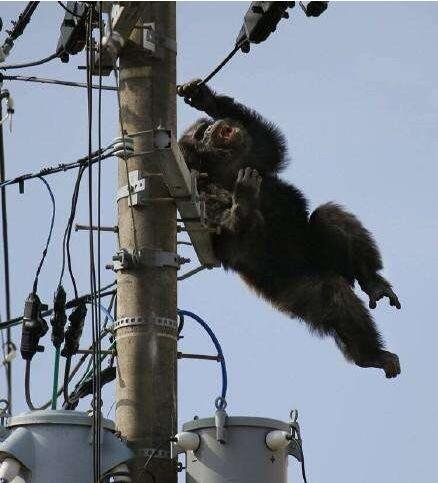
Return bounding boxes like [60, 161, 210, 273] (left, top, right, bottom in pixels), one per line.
[181, 416, 298, 483]
[0, 410, 134, 482]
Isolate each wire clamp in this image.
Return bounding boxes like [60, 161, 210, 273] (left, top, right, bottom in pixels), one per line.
[110, 247, 189, 272]
[116, 170, 146, 206]
[112, 315, 178, 332]
[112, 135, 134, 159]
[139, 447, 171, 460]
[137, 22, 177, 57]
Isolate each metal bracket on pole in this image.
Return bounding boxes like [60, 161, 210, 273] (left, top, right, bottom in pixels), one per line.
[109, 247, 190, 272]
[116, 170, 146, 207]
[139, 447, 171, 460]
[112, 315, 178, 332]
[92, 3, 147, 75]
[138, 22, 178, 57]
[154, 127, 220, 268]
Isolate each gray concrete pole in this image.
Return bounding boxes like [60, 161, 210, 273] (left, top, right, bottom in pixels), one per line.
[115, 3, 177, 483]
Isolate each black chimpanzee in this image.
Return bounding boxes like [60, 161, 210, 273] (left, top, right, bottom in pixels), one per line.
[178, 80, 401, 378]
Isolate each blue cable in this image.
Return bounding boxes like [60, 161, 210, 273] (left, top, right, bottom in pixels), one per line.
[32, 176, 56, 293]
[177, 309, 228, 406]
[89, 301, 114, 324]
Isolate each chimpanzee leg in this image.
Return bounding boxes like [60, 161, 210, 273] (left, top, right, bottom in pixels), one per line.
[310, 202, 401, 309]
[274, 274, 400, 378]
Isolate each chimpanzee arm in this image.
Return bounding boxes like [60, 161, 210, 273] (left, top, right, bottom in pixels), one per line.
[177, 79, 254, 121]
[222, 167, 264, 233]
[177, 80, 287, 173]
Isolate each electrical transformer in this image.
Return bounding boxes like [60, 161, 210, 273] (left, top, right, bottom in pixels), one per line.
[0, 410, 133, 482]
[174, 411, 303, 483]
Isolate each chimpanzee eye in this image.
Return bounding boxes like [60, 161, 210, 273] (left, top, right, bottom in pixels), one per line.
[193, 122, 209, 141]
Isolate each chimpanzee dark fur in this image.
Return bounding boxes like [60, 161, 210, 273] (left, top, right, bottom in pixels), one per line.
[178, 80, 401, 378]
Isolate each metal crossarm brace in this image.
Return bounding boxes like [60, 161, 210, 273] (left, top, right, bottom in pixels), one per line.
[155, 130, 220, 267]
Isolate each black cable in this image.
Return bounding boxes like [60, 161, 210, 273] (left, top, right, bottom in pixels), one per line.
[0, 48, 62, 71]
[96, 8, 104, 476]
[59, 165, 85, 298]
[85, 9, 101, 481]
[4, 2, 39, 42]
[0, 148, 112, 190]
[32, 176, 56, 294]
[62, 355, 72, 405]
[0, 283, 116, 331]
[64, 366, 116, 410]
[201, 42, 245, 85]
[1, 73, 117, 91]
[24, 359, 46, 410]
[298, 440, 308, 483]
[57, 1, 82, 18]
[0, 92, 12, 411]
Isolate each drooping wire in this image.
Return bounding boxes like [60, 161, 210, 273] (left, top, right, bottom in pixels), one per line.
[32, 176, 56, 295]
[0, 147, 114, 190]
[177, 310, 228, 404]
[59, 166, 85, 298]
[0, 48, 62, 71]
[24, 359, 48, 411]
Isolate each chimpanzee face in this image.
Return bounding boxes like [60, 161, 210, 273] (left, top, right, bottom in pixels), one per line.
[191, 119, 247, 153]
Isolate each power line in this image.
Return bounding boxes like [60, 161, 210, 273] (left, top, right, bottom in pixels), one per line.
[0, 90, 12, 411]
[0, 73, 117, 91]
[0, 48, 62, 71]
[0, 148, 114, 190]
[0, 282, 116, 331]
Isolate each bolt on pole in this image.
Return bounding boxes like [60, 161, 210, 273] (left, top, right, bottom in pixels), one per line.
[115, 3, 177, 483]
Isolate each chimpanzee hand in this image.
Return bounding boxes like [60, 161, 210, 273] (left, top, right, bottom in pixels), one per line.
[234, 167, 262, 206]
[177, 79, 216, 113]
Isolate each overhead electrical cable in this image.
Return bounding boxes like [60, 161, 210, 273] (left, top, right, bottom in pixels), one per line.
[0, 147, 114, 190]
[0, 48, 62, 71]
[85, 9, 101, 481]
[0, 73, 117, 91]
[0, 89, 13, 411]
[0, 282, 116, 331]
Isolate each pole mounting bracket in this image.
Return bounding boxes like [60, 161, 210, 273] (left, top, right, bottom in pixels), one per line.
[116, 170, 146, 206]
[110, 247, 190, 272]
[139, 447, 171, 460]
[112, 315, 178, 332]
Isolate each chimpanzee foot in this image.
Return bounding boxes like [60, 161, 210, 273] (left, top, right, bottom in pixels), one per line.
[356, 350, 401, 378]
[360, 274, 401, 310]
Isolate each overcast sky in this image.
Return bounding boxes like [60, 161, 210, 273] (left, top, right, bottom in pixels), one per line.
[0, 2, 437, 483]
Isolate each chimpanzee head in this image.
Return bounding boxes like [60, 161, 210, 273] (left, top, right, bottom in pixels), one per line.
[179, 114, 287, 185]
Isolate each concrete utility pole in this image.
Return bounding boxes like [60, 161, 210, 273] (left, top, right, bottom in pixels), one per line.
[115, 3, 177, 483]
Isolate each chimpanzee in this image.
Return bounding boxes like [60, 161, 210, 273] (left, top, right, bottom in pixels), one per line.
[177, 80, 401, 378]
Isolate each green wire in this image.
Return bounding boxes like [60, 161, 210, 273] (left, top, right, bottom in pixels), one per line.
[80, 340, 116, 384]
[51, 347, 61, 409]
